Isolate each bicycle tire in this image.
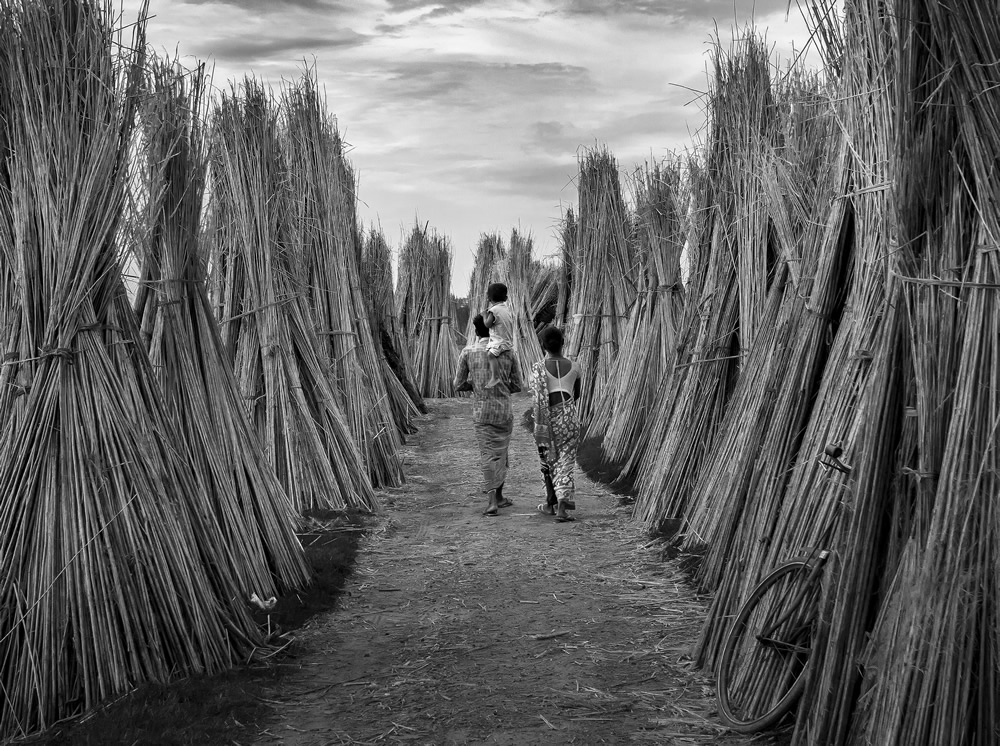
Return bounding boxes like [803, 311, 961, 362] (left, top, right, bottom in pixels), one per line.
[716, 559, 823, 733]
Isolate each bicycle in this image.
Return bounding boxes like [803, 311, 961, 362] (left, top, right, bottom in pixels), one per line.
[715, 443, 852, 733]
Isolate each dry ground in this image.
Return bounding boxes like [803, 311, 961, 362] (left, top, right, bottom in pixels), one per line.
[252, 397, 785, 746]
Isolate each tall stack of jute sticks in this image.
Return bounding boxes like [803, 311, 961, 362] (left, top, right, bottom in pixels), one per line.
[584, 160, 686, 477]
[685, 70, 857, 667]
[281, 71, 403, 487]
[207, 79, 377, 512]
[586, 5, 998, 743]
[0, 2, 289, 737]
[528, 259, 560, 330]
[566, 146, 638, 428]
[554, 208, 576, 328]
[466, 232, 506, 342]
[504, 229, 545, 372]
[360, 225, 425, 432]
[465, 230, 543, 375]
[795, 3, 1000, 744]
[132, 58, 311, 597]
[630, 34, 774, 525]
[396, 222, 459, 398]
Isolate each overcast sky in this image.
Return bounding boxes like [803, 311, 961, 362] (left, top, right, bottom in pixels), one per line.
[124, 0, 819, 293]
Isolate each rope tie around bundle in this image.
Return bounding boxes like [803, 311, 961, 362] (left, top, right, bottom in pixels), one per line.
[673, 352, 747, 370]
[2, 347, 80, 366]
[892, 272, 1000, 289]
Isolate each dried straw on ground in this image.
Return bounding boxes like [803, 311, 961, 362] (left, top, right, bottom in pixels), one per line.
[207, 79, 375, 512]
[282, 71, 403, 487]
[585, 159, 686, 475]
[360, 225, 425, 432]
[0, 2, 262, 736]
[632, 33, 775, 526]
[396, 222, 459, 398]
[131, 57, 310, 596]
[566, 147, 638, 428]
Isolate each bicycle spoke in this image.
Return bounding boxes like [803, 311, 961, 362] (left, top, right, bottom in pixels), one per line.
[717, 559, 824, 732]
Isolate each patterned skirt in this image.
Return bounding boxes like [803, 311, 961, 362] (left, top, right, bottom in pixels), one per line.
[536, 399, 578, 505]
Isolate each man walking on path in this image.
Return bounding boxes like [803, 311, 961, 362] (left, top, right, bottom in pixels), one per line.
[454, 313, 523, 516]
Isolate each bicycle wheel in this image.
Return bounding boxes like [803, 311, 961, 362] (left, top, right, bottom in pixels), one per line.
[716, 559, 823, 732]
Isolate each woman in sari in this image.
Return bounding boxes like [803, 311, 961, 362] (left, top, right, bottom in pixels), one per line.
[531, 326, 582, 522]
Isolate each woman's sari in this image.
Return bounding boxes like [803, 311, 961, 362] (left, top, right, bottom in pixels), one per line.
[531, 360, 579, 507]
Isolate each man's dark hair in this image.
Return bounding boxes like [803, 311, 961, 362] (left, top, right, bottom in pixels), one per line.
[472, 313, 490, 339]
[487, 283, 508, 303]
[538, 325, 564, 355]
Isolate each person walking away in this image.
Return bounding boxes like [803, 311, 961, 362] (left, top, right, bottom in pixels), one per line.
[454, 314, 523, 516]
[531, 326, 581, 522]
[482, 282, 515, 389]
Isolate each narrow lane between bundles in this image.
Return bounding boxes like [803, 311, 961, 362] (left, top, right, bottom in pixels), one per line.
[254, 398, 771, 745]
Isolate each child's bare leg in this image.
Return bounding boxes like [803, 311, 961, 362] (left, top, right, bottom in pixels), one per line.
[486, 352, 502, 388]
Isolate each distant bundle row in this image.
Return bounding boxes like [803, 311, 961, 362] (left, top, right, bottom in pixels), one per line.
[396, 222, 460, 397]
[466, 232, 505, 342]
[360, 225, 426, 432]
[465, 230, 543, 375]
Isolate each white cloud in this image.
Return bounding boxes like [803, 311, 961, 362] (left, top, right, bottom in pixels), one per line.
[125, 0, 821, 289]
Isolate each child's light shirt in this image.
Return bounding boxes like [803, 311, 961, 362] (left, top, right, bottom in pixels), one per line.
[487, 302, 514, 356]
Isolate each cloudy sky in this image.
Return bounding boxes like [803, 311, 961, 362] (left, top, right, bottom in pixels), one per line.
[123, 0, 818, 292]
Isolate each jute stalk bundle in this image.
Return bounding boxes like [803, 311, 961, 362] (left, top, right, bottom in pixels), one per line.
[553, 208, 576, 328]
[0, 13, 12, 414]
[465, 232, 506, 342]
[281, 71, 403, 487]
[528, 260, 560, 330]
[498, 228, 544, 376]
[612, 156, 711, 492]
[732, 5, 905, 742]
[0, 2, 263, 736]
[585, 158, 686, 474]
[566, 146, 638, 428]
[632, 33, 775, 527]
[207, 79, 376, 512]
[360, 225, 425, 431]
[131, 57, 310, 597]
[396, 222, 459, 398]
[818, 3, 1000, 744]
[684, 84, 855, 668]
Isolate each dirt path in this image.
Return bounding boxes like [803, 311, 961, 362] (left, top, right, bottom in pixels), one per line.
[253, 397, 763, 745]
